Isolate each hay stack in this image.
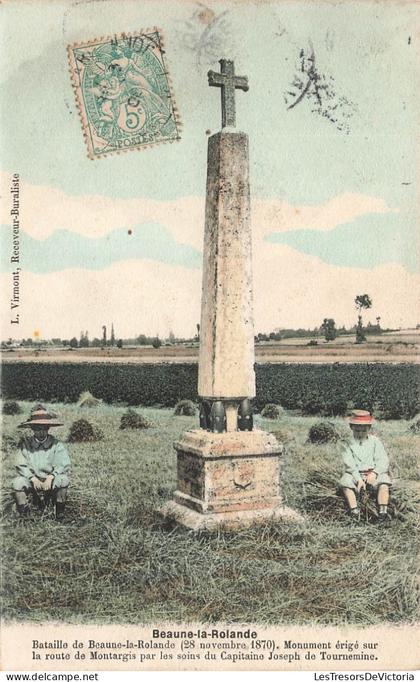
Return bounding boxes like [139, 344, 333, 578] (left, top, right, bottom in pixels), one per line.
[77, 391, 102, 408]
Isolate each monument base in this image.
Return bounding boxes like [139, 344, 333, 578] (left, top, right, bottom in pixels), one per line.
[159, 429, 303, 530]
[160, 499, 303, 531]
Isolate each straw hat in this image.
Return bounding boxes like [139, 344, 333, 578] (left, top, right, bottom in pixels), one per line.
[349, 409, 374, 425]
[19, 404, 63, 428]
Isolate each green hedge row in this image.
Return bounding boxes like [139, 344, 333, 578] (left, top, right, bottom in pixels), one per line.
[257, 363, 419, 419]
[1, 363, 195, 407]
[1, 362, 419, 418]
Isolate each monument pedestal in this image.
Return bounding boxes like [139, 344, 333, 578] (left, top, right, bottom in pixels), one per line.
[160, 430, 303, 530]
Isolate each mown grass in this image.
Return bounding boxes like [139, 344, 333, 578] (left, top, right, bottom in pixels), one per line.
[1, 402, 419, 625]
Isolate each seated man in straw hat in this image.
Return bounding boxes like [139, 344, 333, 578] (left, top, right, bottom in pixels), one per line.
[339, 410, 391, 524]
[12, 405, 71, 521]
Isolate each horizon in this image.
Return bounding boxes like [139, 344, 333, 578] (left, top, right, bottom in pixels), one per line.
[3, 323, 418, 346]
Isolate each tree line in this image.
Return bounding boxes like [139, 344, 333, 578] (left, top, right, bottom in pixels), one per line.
[2, 294, 395, 348]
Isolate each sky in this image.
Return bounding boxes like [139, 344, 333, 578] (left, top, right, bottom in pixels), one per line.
[0, 0, 418, 339]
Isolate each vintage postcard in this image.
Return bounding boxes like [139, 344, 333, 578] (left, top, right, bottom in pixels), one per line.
[0, 0, 419, 674]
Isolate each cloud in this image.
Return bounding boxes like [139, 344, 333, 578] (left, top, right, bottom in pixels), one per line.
[0, 259, 202, 340]
[253, 192, 397, 238]
[0, 224, 201, 273]
[0, 172, 398, 254]
[265, 212, 418, 272]
[1, 246, 418, 339]
[0, 171, 206, 250]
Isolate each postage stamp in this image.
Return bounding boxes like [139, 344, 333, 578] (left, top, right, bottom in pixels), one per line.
[67, 29, 181, 159]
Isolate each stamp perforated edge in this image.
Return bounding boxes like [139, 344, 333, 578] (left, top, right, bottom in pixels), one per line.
[67, 28, 182, 160]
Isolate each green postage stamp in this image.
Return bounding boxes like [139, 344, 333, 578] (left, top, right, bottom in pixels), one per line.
[67, 30, 181, 158]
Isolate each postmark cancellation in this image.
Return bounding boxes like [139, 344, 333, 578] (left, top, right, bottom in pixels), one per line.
[67, 30, 181, 159]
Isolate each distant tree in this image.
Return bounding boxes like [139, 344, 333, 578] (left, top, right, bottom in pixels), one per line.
[102, 325, 107, 346]
[195, 323, 200, 342]
[168, 330, 175, 344]
[137, 334, 149, 346]
[117, 338, 123, 348]
[110, 323, 115, 347]
[91, 337, 102, 347]
[152, 337, 162, 349]
[62, 340, 68, 347]
[69, 337, 78, 348]
[355, 294, 372, 344]
[355, 294, 372, 311]
[355, 319, 365, 343]
[321, 318, 337, 342]
[79, 331, 89, 348]
[376, 316, 381, 329]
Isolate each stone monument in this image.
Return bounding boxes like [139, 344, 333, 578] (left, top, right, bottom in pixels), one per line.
[161, 59, 302, 530]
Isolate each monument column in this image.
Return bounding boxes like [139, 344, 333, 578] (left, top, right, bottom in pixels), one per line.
[199, 59, 254, 433]
[160, 59, 302, 530]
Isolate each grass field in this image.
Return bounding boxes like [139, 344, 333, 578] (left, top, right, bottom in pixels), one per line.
[2, 402, 419, 626]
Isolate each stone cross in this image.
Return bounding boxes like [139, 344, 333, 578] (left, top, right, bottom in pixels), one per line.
[208, 59, 249, 128]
